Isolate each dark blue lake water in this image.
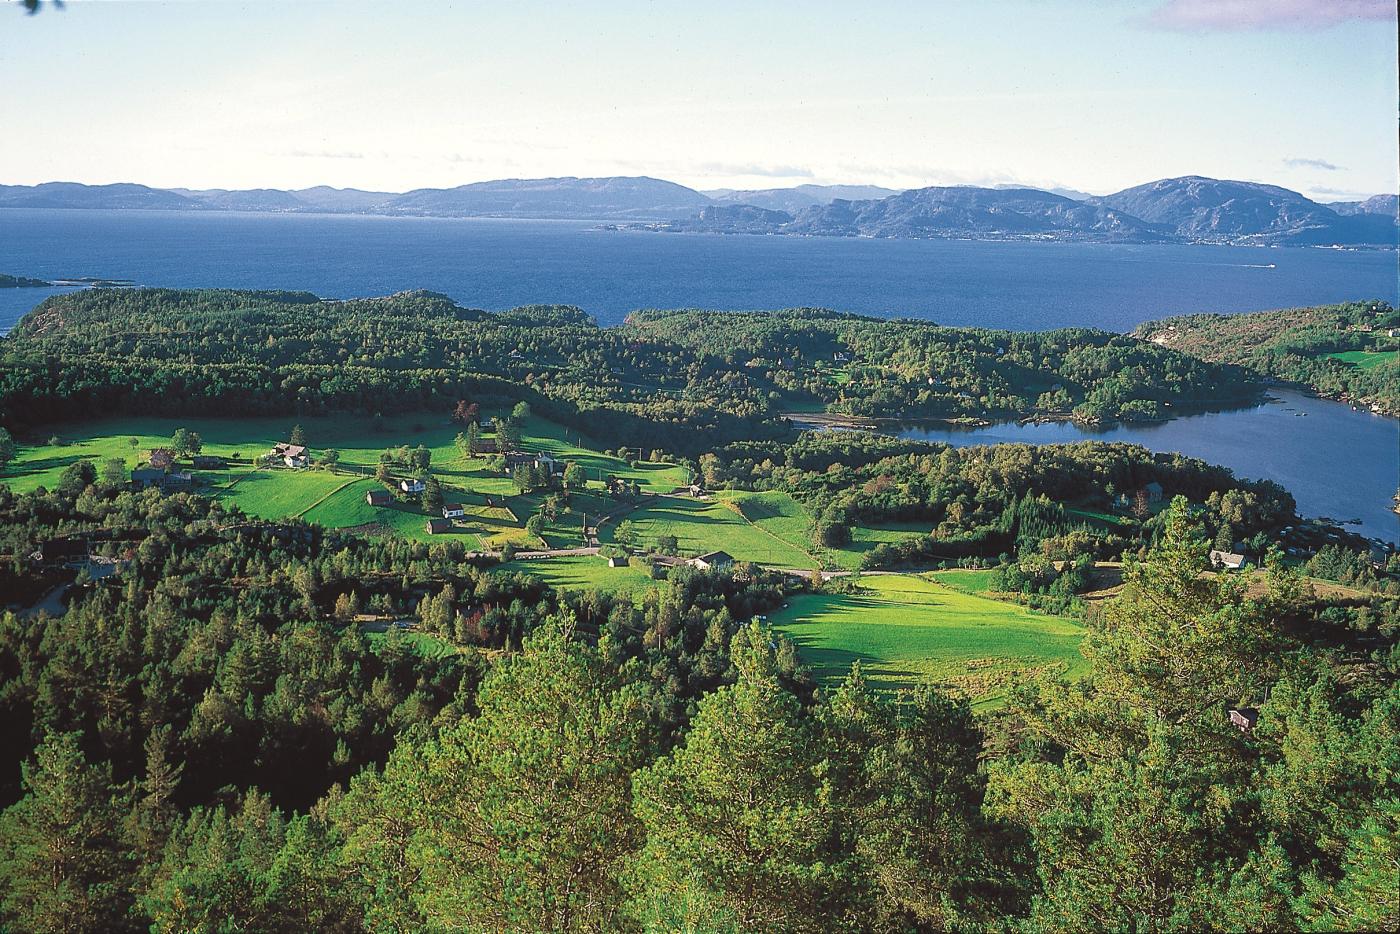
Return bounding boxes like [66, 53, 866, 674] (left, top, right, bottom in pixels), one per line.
[897, 390, 1398, 545]
[0, 209, 1395, 542]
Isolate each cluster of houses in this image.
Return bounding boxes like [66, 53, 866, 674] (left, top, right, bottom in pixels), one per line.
[635, 550, 734, 577]
[364, 480, 468, 535]
[129, 448, 231, 493]
[503, 450, 565, 478]
[271, 443, 309, 468]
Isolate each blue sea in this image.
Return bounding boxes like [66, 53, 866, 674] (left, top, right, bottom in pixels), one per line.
[0, 208, 1395, 543]
[0, 208, 1396, 332]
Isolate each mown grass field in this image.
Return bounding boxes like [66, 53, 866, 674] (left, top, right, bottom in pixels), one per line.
[768, 573, 1085, 706]
[716, 490, 931, 571]
[1329, 349, 1398, 371]
[1, 412, 685, 550]
[606, 495, 819, 569]
[499, 554, 661, 596]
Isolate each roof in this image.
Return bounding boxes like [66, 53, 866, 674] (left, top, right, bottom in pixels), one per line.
[274, 443, 307, 457]
[425, 518, 452, 533]
[692, 550, 734, 565]
[1210, 550, 1246, 568]
[366, 490, 391, 504]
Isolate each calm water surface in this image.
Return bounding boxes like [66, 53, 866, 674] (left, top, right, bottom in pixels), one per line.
[897, 390, 1399, 544]
[0, 208, 1395, 332]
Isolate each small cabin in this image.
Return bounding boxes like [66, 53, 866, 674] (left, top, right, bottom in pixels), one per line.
[1228, 707, 1259, 733]
[442, 504, 466, 519]
[607, 555, 628, 568]
[399, 478, 426, 494]
[1210, 550, 1246, 570]
[366, 489, 391, 507]
[424, 518, 452, 535]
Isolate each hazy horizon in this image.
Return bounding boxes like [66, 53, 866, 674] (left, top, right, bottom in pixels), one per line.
[2, 0, 1394, 202]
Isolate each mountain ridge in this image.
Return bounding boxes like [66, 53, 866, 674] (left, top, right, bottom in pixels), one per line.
[0, 174, 1393, 246]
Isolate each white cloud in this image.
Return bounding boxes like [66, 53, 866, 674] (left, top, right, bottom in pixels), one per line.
[1145, 0, 1394, 32]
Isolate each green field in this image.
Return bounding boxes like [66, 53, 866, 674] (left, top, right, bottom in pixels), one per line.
[360, 624, 460, 659]
[769, 573, 1085, 705]
[715, 490, 931, 571]
[1329, 349, 1398, 371]
[1, 412, 685, 549]
[500, 554, 661, 595]
[607, 495, 819, 569]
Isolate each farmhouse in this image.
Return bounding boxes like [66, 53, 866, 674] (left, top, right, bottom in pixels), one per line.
[534, 451, 565, 477]
[1144, 481, 1164, 503]
[399, 478, 426, 494]
[687, 550, 734, 571]
[442, 504, 466, 519]
[148, 448, 175, 470]
[365, 489, 391, 507]
[131, 467, 166, 489]
[470, 437, 500, 455]
[132, 467, 193, 492]
[272, 443, 308, 468]
[425, 518, 453, 535]
[1210, 550, 1246, 570]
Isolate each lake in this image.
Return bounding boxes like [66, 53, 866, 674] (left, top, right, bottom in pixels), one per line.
[0, 208, 1396, 333]
[0, 208, 1395, 543]
[895, 389, 1399, 545]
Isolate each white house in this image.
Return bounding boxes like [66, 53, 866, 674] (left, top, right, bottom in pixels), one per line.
[687, 550, 734, 572]
[399, 478, 426, 494]
[1210, 550, 1246, 570]
[442, 504, 466, 519]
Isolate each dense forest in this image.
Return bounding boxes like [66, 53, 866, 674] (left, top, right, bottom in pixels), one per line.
[1135, 300, 1399, 415]
[0, 289, 1258, 454]
[0, 470, 1395, 931]
[0, 288, 1395, 930]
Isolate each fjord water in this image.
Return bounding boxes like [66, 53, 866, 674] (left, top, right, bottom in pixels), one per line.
[0, 208, 1395, 542]
[0, 208, 1396, 332]
[898, 390, 1399, 545]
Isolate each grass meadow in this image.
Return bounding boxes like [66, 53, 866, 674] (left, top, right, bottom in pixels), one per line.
[768, 573, 1085, 706]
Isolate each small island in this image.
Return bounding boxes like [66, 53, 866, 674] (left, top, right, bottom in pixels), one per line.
[0, 273, 50, 288]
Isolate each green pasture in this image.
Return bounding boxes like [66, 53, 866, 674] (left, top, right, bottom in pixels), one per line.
[500, 554, 660, 596]
[607, 495, 819, 568]
[769, 573, 1085, 705]
[1328, 349, 1397, 371]
[0, 412, 686, 546]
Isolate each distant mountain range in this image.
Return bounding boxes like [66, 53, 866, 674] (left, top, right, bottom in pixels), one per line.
[645, 176, 1398, 246]
[0, 174, 1394, 245]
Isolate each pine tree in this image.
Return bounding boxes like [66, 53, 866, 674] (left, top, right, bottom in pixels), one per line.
[0, 732, 138, 932]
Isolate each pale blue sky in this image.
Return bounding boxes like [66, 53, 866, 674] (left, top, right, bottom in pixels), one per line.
[1, 0, 1394, 199]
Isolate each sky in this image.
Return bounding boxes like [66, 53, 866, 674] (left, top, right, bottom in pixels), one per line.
[0, 0, 1395, 200]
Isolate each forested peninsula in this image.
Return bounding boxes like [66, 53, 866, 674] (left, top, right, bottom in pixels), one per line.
[1, 287, 1260, 441]
[1136, 299, 1400, 416]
